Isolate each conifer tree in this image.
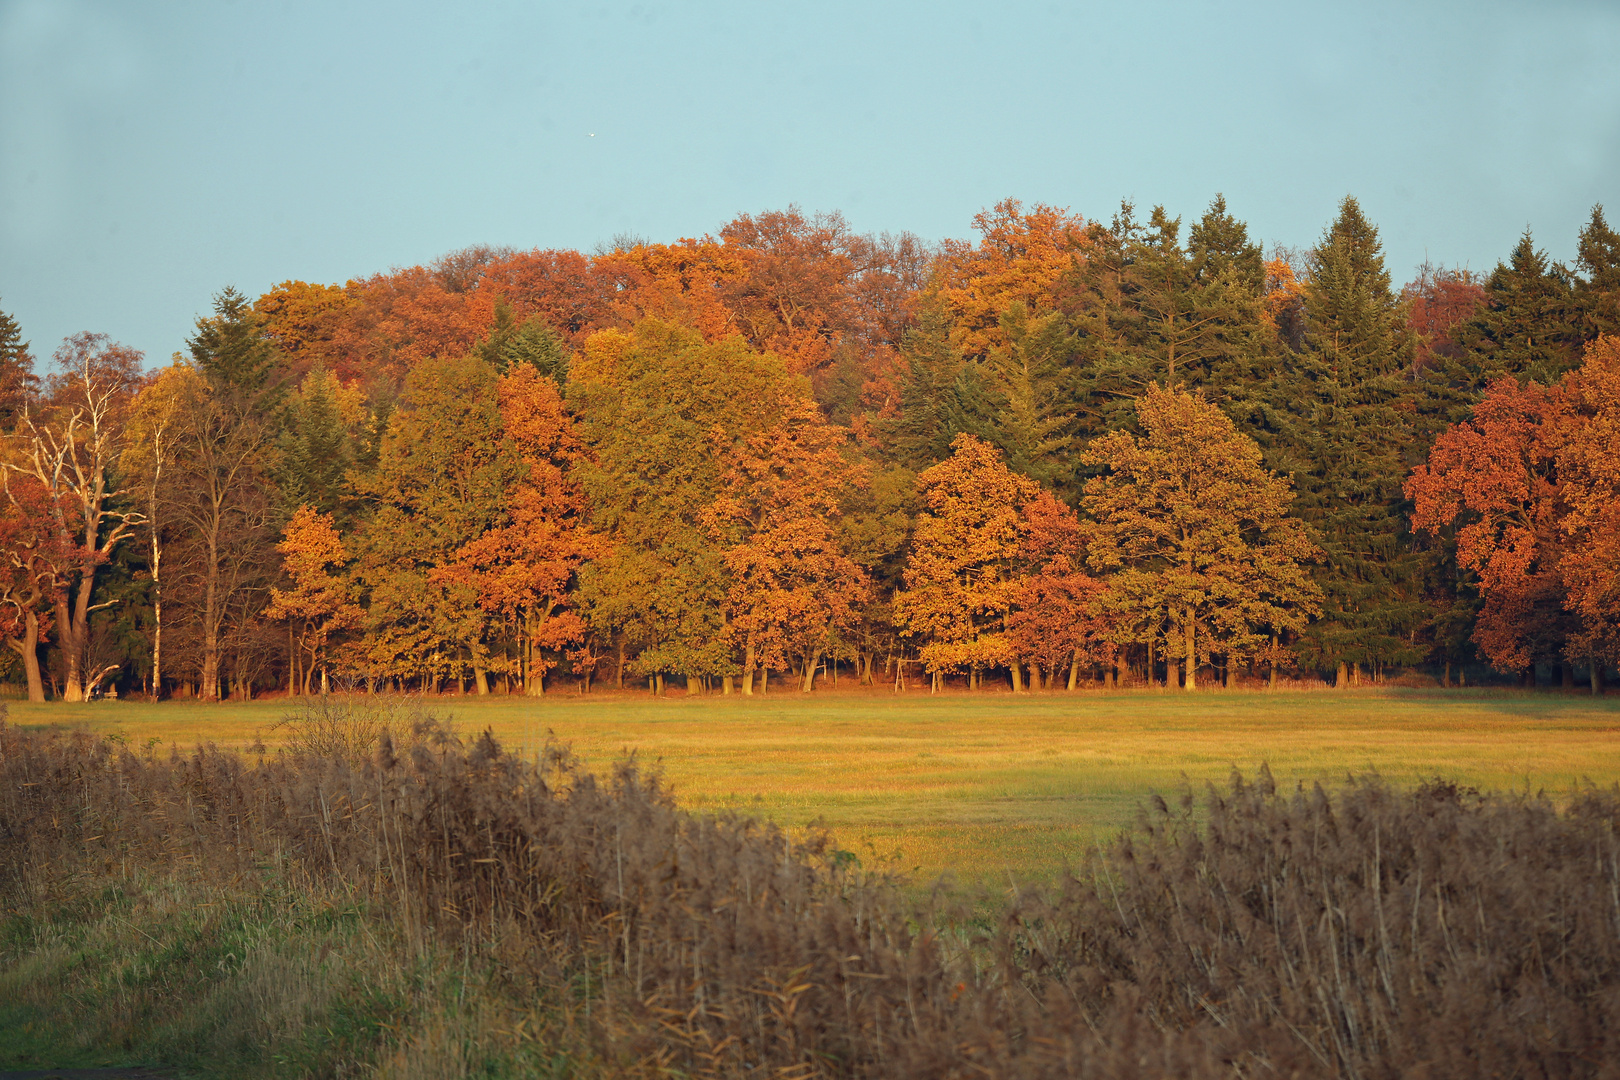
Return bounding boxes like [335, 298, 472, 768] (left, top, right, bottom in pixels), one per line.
[1575, 205, 1620, 339]
[275, 367, 354, 523]
[1455, 231, 1581, 387]
[1284, 197, 1428, 683]
[0, 299, 34, 432]
[188, 287, 282, 397]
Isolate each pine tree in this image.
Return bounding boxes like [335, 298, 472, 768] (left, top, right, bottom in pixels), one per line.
[275, 367, 355, 523]
[1284, 197, 1429, 683]
[1575, 204, 1620, 339]
[0, 299, 35, 432]
[187, 287, 282, 397]
[1455, 231, 1581, 387]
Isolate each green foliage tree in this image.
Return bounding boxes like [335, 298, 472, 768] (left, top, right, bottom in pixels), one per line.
[1455, 231, 1581, 387]
[352, 354, 518, 691]
[1575, 204, 1620, 339]
[275, 366, 355, 524]
[1082, 385, 1321, 690]
[570, 320, 792, 691]
[1279, 197, 1431, 683]
[0, 299, 35, 432]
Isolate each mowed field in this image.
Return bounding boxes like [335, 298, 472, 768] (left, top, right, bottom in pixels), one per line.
[9, 687, 1620, 883]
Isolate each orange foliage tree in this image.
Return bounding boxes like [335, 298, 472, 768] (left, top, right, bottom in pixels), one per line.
[436, 367, 596, 694]
[1006, 490, 1114, 690]
[706, 398, 870, 693]
[894, 433, 1039, 691]
[931, 198, 1088, 360]
[266, 505, 361, 695]
[0, 474, 72, 701]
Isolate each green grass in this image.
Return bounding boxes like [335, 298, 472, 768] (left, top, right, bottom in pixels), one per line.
[11, 686, 1620, 882]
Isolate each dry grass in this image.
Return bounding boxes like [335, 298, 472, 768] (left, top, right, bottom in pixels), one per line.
[4, 702, 1620, 1078]
[11, 687, 1620, 883]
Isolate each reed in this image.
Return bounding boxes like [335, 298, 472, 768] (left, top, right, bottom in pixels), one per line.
[3, 699, 1618, 1077]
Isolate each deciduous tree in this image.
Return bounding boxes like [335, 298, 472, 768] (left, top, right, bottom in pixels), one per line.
[1082, 385, 1320, 691]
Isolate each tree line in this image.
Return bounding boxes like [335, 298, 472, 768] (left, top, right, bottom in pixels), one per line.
[1, 195, 1616, 701]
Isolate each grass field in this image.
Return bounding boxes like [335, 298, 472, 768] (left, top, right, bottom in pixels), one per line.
[9, 686, 1620, 883]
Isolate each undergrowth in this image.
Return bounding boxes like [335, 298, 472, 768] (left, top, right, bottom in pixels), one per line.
[3, 698, 1619, 1077]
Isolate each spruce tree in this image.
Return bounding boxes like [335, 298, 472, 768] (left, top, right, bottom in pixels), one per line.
[1455, 232, 1581, 386]
[275, 367, 354, 523]
[0, 299, 34, 432]
[1285, 197, 1428, 682]
[1575, 204, 1620, 338]
[187, 287, 282, 397]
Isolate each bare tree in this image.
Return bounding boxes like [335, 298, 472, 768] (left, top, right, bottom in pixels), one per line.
[3, 333, 143, 701]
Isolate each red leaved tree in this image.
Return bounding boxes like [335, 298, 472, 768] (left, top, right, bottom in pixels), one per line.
[1007, 490, 1114, 690]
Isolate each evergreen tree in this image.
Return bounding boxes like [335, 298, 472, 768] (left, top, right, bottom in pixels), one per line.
[187, 287, 282, 397]
[476, 299, 571, 385]
[1575, 204, 1620, 339]
[1455, 231, 1581, 387]
[1284, 197, 1429, 682]
[275, 367, 355, 523]
[0, 299, 35, 432]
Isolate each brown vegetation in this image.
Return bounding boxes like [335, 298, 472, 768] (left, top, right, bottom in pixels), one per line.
[3, 704, 1618, 1076]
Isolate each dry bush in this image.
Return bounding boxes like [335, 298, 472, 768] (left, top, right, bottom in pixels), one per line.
[3, 707, 1619, 1079]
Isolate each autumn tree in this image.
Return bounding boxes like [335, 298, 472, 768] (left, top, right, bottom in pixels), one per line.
[0, 474, 71, 700]
[1408, 335, 1620, 689]
[352, 354, 517, 692]
[570, 320, 792, 691]
[930, 199, 1087, 361]
[152, 291, 287, 700]
[894, 433, 1039, 691]
[1082, 385, 1320, 691]
[1006, 489, 1113, 689]
[4, 333, 143, 701]
[266, 505, 360, 695]
[437, 366, 594, 694]
[706, 398, 869, 693]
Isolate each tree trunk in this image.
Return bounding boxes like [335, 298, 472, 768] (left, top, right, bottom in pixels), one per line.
[1336, 661, 1349, 688]
[473, 660, 489, 695]
[616, 638, 625, 690]
[7, 613, 45, 701]
[1443, 660, 1451, 688]
[1562, 663, 1575, 689]
[1010, 660, 1023, 693]
[860, 653, 873, 686]
[742, 642, 755, 695]
[802, 652, 819, 693]
[1183, 613, 1196, 691]
[655, 673, 664, 696]
[722, 675, 732, 695]
[1594, 664, 1605, 696]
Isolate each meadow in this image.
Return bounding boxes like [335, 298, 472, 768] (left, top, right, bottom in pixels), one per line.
[13, 684, 1620, 883]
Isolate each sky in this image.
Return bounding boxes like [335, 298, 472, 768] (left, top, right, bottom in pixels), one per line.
[2, 0, 1617, 367]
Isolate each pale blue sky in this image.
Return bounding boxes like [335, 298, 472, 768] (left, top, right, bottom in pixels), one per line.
[2, 0, 1617, 366]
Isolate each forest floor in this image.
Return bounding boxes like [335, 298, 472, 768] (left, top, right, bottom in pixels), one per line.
[9, 686, 1620, 883]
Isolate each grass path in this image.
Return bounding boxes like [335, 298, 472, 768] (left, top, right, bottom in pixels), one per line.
[9, 687, 1620, 881]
